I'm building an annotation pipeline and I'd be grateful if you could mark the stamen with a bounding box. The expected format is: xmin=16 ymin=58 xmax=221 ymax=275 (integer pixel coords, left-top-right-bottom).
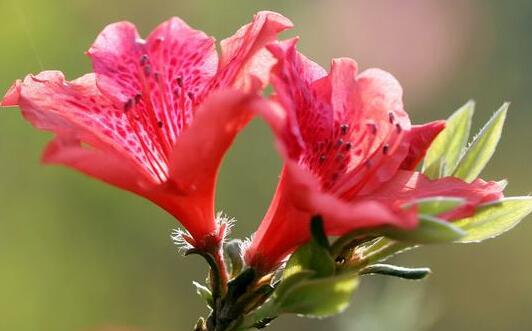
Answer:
xmin=157 ymin=121 xmax=163 ymax=128
xmin=187 ymin=92 xmax=195 ymax=101
xmin=383 ymin=144 xmax=389 ymax=155
xmin=336 ymin=139 xmax=344 ymax=147
xmin=176 ymin=77 xmax=183 ymax=87
xmin=319 ymin=154 xmax=326 ymax=163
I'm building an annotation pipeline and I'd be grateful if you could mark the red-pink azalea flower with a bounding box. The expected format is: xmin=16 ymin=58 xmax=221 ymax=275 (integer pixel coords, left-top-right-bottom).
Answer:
xmin=1 ymin=12 xmax=292 ymax=250
xmin=245 ymin=39 xmax=503 ymax=272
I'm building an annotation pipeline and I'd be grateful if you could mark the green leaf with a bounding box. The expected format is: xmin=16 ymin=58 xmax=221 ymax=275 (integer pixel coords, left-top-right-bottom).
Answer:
xmin=405 ymin=197 xmax=466 ymax=216
xmin=360 ymin=264 xmax=431 ymax=280
xmin=192 ymin=281 xmax=213 ymax=307
xmin=386 ymin=215 xmax=466 ymax=243
xmin=423 ymin=101 xmax=475 ymax=178
xmin=454 ymin=197 xmax=532 ymax=243
xmin=276 ymin=273 xmax=359 ymax=318
xmin=452 ymin=103 xmax=509 ymax=182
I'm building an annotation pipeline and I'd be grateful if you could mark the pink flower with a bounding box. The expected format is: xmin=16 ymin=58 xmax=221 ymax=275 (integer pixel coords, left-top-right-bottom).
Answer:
xmin=1 ymin=12 xmax=292 ymax=250
xmin=245 ymin=39 xmax=503 ymax=272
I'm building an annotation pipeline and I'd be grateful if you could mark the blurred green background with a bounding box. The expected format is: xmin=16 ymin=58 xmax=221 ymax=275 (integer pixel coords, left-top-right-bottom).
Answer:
xmin=0 ymin=1 xmax=531 ymax=330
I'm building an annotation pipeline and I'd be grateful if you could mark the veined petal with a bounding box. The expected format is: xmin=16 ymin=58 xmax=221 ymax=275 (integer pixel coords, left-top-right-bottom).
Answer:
xmin=214 ymin=11 xmax=293 ymax=91
xmin=88 ymin=18 xmax=218 ymax=144
xmin=9 ymin=71 xmax=160 ymax=182
xmin=364 ymin=170 xmax=504 ymax=219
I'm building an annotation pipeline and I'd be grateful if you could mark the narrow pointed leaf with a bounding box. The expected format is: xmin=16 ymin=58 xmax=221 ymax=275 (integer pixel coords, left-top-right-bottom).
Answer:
xmin=386 ymin=215 xmax=466 ymax=243
xmin=423 ymin=101 xmax=475 ymax=178
xmin=192 ymin=281 xmax=213 ymax=307
xmin=452 ymin=103 xmax=508 ymax=182
xmin=277 ymin=273 xmax=359 ymax=318
xmin=454 ymin=197 xmax=532 ymax=242
xmin=405 ymin=197 xmax=466 ymax=216
xmin=360 ymin=264 xmax=431 ymax=280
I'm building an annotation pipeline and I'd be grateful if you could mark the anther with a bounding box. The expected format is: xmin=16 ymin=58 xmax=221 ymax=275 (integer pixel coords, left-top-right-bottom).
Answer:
xmin=187 ymin=92 xmax=195 ymax=100
xmin=336 ymin=153 xmax=344 ymax=162
xmin=140 ymin=54 xmax=149 ymax=66
xmin=388 ymin=112 xmax=395 ymax=123
xmin=176 ymin=77 xmax=183 ymax=87
xmin=123 ymin=99 xmax=133 ymax=112
xmin=319 ymin=154 xmax=326 ymax=163
xmin=365 ymin=160 xmax=372 ymax=168
xmin=340 ymin=123 xmax=349 ymax=135
xmin=344 ymin=142 xmax=352 ymax=151
xmin=157 ymin=121 xmax=163 ymax=128
xmin=336 ymin=139 xmax=344 ymax=147
xmin=134 ymin=94 xmax=142 ymax=104
xmin=396 ymin=123 xmax=402 ymax=133
xmin=383 ymin=144 xmax=389 ymax=155
xmin=367 ymin=123 xmax=377 ymax=134
xmin=154 ymin=72 xmax=160 ymax=81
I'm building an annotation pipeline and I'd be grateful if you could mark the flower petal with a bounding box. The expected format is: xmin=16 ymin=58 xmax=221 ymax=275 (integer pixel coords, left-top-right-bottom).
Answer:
xmin=400 ymin=120 xmax=446 ymax=170
xmin=364 ymin=170 xmax=504 ymax=219
xmin=43 ymin=136 xmax=148 ymax=194
xmin=246 ymin=160 xmax=416 ymax=272
xmin=8 ymin=71 xmax=161 ymax=182
xmin=214 ymin=11 xmax=293 ymax=91
xmin=88 ymin=19 xmax=218 ymax=142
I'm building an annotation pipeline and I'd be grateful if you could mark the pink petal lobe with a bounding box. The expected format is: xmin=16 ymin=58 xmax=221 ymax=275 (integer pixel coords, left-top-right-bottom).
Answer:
xmin=13 ymin=71 xmax=161 ymax=182
xmin=400 ymin=120 xmax=446 ymax=170
xmin=43 ymin=136 xmax=147 ymax=194
xmin=215 ymin=11 xmax=293 ymax=91
xmin=364 ymin=170 xmax=504 ymax=219
xmin=1 ymin=80 xmax=22 ymax=106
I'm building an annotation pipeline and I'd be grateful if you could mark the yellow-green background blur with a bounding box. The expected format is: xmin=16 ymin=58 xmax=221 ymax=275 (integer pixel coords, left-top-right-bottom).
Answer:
xmin=1 ymin=1 xmax=531 ymax=330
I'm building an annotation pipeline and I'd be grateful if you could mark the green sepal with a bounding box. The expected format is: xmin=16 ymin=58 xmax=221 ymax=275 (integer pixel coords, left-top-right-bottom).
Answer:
xmin=405 ymin=197 xmax=466 ymax=216
xmin=275 ymin=270 xmax=315 ymax=302
xmin=386 ymin=214 xmax=466 ymax=243
xmin=454 ymin=197 xmax=532 ymax=243
xmin=423 ymin=101 xmax=475 ymax=178
xmin=193 ymin=281 xmax=214 ymax=308
xmin=452 ymin=103 xmax=508 ymax=182
xmin=282 ymin=216 xmax=335 ymax=280
xmin=276 ymin=272 xmax=359 ymax=318
xmin=282 ymin=241 xmax=335 ymax=280
xmin=360 ymin=264 xmax=431 ymax=280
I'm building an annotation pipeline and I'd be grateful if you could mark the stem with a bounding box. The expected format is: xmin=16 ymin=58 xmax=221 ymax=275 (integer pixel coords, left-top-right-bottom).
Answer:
xmin=213 ymin=248 xmax=229 ymax=294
